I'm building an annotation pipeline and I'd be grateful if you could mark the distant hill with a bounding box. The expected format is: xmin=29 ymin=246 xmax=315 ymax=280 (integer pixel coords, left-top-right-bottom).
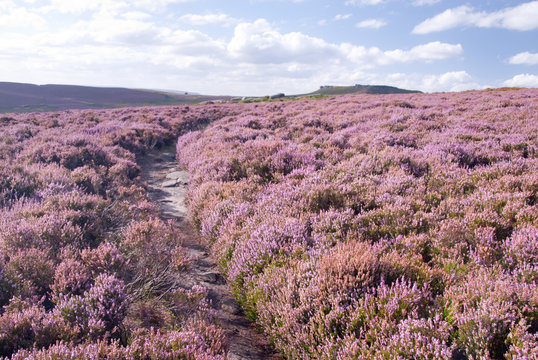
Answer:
xmin=0 ymin=82 xmax=230 ymax=113
xmin=304 ymin=84 xmax=421 ymax=96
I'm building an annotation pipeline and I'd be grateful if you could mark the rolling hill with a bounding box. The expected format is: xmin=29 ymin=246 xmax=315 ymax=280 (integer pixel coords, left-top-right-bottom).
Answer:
xmin=0 ymin=82 xmax=422 ymax=113
xmin=0 ymin=82 xmax=230 ymax=113
xmin=304 ymin=84 xmax=421 ymax=96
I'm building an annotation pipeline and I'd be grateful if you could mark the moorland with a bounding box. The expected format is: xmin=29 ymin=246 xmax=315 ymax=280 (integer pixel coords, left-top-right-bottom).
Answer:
xmin=0 ymin=88 xmax=536 ymax=359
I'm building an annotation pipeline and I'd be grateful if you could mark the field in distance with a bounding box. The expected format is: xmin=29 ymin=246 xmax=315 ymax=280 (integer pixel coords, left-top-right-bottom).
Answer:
xmin=0 ymin=82 xmax=232 ymax=113
xmin=0 ymin=82 xmax=424 ymax=113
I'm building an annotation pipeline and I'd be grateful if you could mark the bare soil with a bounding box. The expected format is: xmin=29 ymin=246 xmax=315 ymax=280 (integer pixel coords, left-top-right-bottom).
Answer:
xmin=139 ymin=147 xmax=282 ymax=360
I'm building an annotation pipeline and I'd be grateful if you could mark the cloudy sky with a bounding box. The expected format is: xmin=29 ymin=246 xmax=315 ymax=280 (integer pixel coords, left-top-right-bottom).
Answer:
xmin=1 ymin=0 xmax=537 ymax=95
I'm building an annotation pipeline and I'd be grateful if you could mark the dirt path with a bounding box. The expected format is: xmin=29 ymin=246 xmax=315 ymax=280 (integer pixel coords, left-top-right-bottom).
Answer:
xmin=139 ymin=147 xmax=282 ymax=360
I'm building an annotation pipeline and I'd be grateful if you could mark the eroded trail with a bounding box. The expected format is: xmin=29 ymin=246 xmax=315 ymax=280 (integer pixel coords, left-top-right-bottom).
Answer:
xmin=139 ymin=147 xmax=282 ymax=360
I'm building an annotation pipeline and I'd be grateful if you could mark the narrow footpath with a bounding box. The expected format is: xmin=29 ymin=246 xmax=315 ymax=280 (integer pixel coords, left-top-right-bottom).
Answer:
xmin=139 ymin=147 xmax=282 ymax=360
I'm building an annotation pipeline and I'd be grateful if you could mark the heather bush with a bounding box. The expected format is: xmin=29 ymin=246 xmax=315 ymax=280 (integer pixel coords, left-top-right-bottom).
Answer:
xmin=227 ymin=214 xmax=310 ymax=295
xmin=55 ymin=274 xmax=128 ymax=341
xmin=120 ymin=217 xmax=188 ymax=299
xmin=0 ymin=104 xmax=233 ymax=358
xmin=21 ymin=138 xmax=110 ymax=170
xmin=0 ymin=213 xmax=84 ymax=257
xmin=316 ymin=241 xmax=396 ymax=296
xmin=0 ymin=262 xmax=14 ymax=308
xmin=70 ymin=165 xmax=106 ymax=195
xmin=503 ymin=226 xmax=538 ymax=270
xmin=0 ymin=165 xmax=37 ymax=205
xmin=2 ymin=89 xmax=537 ymax=358
xmin=0 ymin=299 xmax=70 ymax=357
xmin=175 ymin=89 xmax=538 ymax=359
xmin=0 ymin=190 xmax=107 ymax=257
xmin=4 ymin=248 xmax=55 ymax=299
xmin=10 ymin=328 xmax=227 ymax=360
xmin=80 ymin=241 xmax=125 ymax=277
xmin=353 ymin=316 xmax=453 ymax=360
xmin=125 ymin=327 xmax=226 ymax=360
xmin=505 ymin=320 xmax=538 ymax=360
xmin=443 ymin=267 xmax=538 ymax=359
xmin=124 ymin=297 xmax=176 ymax=330
xmin=251 ymin=257 xmax=433 ymax=359
xmin=9 ymin=340 xmax=122 ymax=360
xmin=51 ymin=257 xmax=92 ymax=297
xmin=10 ymin=284 xmax=227 ymax=359
xmin=121 ymin=217 xmax=183 ymax=269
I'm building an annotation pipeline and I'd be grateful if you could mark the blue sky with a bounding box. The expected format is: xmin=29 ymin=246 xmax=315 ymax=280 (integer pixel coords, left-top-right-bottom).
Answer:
xmin=1 ymin=0 xmax=537 ymax=95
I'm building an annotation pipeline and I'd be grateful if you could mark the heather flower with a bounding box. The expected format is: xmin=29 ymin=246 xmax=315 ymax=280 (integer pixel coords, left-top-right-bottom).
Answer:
xmin=172 ymin=89 xmax=537 ymax=358
xmin=444 ymin=267 xmax=538 ymax=359
xmin=55 ymin=274 xmax=128 ymax=340
xmin=4 ymin=248 xmax=55 ymax=299
xmin=317 ymin=240 xmax=392 ymax=297
xmin=505 ymin=320 xmax=538 ymax=360
xmin=0 ymin=298 xmax=70 ymax=357
xmin=2 ymin=87 xmax=537 ymax=358
xmin=503 ymin=226 xmax=538 ymax=270
xmin=80 ymin=241 xmax=125 ymax=277
xmin=51 ymin=258 xmax=92 ymax=296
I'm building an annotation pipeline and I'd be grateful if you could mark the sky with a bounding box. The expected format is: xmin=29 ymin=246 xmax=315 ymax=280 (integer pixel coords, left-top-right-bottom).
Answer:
xmin=1 ymin=0 xmax=537 ymax=96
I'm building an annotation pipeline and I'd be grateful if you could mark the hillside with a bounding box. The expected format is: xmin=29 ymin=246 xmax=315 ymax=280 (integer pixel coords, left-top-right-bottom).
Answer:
xmin=0 ymin=89 xmax=536 ymax=359
xmin=0 ymin=82 xmax=424 ymax=113
xmin=304 ymin=84 xmax=421 ymax=96
xmin=174 ymin=89 xmax=537 ymax=359
xmin=0 ymin=82 xmax=230 ymax=113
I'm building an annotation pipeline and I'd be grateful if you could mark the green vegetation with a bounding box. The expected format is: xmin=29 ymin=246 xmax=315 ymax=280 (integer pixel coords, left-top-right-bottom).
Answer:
xmin=305 ymin=84 xmax=421 ymax=96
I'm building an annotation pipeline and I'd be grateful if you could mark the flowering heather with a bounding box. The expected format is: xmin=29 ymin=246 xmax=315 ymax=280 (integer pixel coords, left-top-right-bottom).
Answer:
xmin=0 ymin=105 xmax=231 ymax=358
xmin=1 ymin=90 xmax=536 ymax=359
xmin=176 ymin=89 xmax=538 ymax=359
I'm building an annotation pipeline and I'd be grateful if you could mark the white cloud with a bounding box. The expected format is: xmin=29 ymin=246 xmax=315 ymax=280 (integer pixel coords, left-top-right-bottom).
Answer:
xmin=413 ymin=6 xmax=478 ymax=34
xmin=39 ymin=0 xmax=192 ymax=14
xmin=419 ymin=72 xmax=480 ymax=91
xmin=420 ymin=71 xmax=479 ymax=92
xmin=179 ymin=13 xmax=239 ymax=27
xmin=334 ymin=14 xmax=352 ymax=21
xmin=397 ymin=41 xmax=462 ymax=61
xmin=0 ymin=2 xmax=469 ymax=97
xmin=509 ymin=52 xmax=538 ymax=65
xmin=413 ymin=1 xmax=538 ymax=34
xmin=412 ymin=0 xmax=440 ymax=6
xmin=0 ymin=4 xmax=46 ymax=28
xmin=331 ymin=71 xmax=483 ymax=93
xmin=228 ymin=19 xmax=340 ymax=64
xmin=33 ymin=10 xmax=226 ymax=55
xmin=356 ymin=19 xmax=386 ymax=29
xmin=165 ymin=29 xmax=227 ymax=56
xmin=43 ymin=0 xmax=119 ymax=14
xmin=68 ymin=15 xmax=162 ymax=45
xmin=345 ymin=41 xmax=462 ymax=67
xmin=503 ymin=74 xmax=538 ymax=87
xmin=345 ymin=0 xmax=384 ymax=6
xmin=121 ymin=11 xmax=152 ymax=21
xmin=228 ymin=20 xmax=461 ymax=66
xmin=131 ymin=0 xmax=193 ymax=11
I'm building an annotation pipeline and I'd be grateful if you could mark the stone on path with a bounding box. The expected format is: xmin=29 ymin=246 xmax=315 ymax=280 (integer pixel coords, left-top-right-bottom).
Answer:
xmin=162 ymin=179 xmax=178 ymax=187
xmin=201 ymin=272 xmax=225 ymax=284
xmin=166 ymin=170 xmax=189 ymax=184
xmin=221 ymin=298 xmax=242 ymax=315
